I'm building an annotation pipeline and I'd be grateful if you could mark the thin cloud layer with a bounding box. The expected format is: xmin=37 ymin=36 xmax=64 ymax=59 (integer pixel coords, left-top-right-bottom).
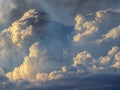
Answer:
xmin=0 ymin=0 xmax=16 ymax=24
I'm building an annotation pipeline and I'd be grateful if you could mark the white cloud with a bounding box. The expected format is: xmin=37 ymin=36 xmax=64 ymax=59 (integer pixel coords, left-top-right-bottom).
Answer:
xmin=6 ymin=42 xmax=47 ymax=81
xmin=104 ymin=25 xmax=120 ymax=39
xmin=61 ymin=66 xmax=68 ymax=73
xmin=112 ymin=62 xmax=120 ymax=69
xmin=6 ymin=9 xmax=41 ymax=46
xmin=74 ymin=14 xmax=85 ymax=31
xmin=73 ymin=10 xmax=120 ymax=45
xmin=99 ymin=46 xmax=119 ymax=66
xmin=73 ymin=14 xmax=98 ymax=42
xmin=97 ymin=25 xmax=120 ymax=43
xmin=72 ymin=51 xmax=93 ymax=67
xmin=69 ymin=46 xmax=120 ymax=74
xmin=36 ymin=73 xmax=48 ymax=81
xmin=48 ymin=71 xmax=63 ymax=80
xmin=114 ymin=52 xmax=120 ymax=61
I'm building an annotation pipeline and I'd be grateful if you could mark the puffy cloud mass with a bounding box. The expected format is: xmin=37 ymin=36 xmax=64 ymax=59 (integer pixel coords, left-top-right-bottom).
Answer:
xmin=0 ymin=0 xmax=120 ymax=90
xmin=6 ymin=42 xmax=48 ymax=81
xmin=73 ymin=14 xmax=98 ymax=42
xmin=4 ymin=9 xmax=49 ymax=47
xmin=101 ymin=25 xmax=120 ymax=42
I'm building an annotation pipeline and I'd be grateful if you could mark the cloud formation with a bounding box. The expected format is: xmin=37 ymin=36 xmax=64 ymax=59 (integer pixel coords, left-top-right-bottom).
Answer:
xmin=0 ymin=0 xmax=16 ymax=24
xmin=0 ymin=0 xmax=120 ymax=90
xmin=6 ymin=42 xmax=48 ymax=81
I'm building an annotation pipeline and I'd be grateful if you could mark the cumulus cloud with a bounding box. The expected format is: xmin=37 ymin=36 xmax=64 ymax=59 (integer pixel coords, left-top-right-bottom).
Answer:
xmin=64 ymin=46 xmax=120 ymax=74
xmin=7 ymin=45 xmax=120 ymax=82
xmin=6 ymin=41 xmax=64 ymax=82
xmin=73 ymin=14 xmax=98 ymax=42
xmin=6 ymin=41 xmax=67 ymax=82
xmin=0 ymin=9 xmax=50 ymax=74
xmin=6 ymin=42 xmax=48 ymax=81
xmin=0 ymin=8 xmax=72 ymax=82
xmin=99 ymin=46 xmax=119 ymax=65
xmin=4 ymin=5 xmax=120 ymax=84
xmin=114 ymin=52 xmax=120 ymax=61
xmin=98 ymin=25 xmax=120 ymax=43
xmin=0 ymin=0 xmax=120 ymax=90
xmin=74 ymin=9 xmax=120 ymax=43
xmin=72 ymin=51 xmax=93 ymax=67
xmin=4 ymin=9 xmax=49 ymax=47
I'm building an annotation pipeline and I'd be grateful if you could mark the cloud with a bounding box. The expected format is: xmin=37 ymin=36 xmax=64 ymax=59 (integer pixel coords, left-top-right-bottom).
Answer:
xmin=0 ymin=67 xmax=5 ymax=76
xmin=0 ymin=8 xmax=73 ymax=78
xmin=6 ymin=41 xmax=64 ymax=82
xmin=99 ymin=46 xmax=119 ymax=66
xmin=0 ymin=32 xmax=25 ymax=72
xmin=7 ymin=45 xmax=120 ymax=82
xmin=114 ymin=52 xmax=120 ymax=61
xmin=98 ymin=25 xmax=120 ymax=43
xmin=4 ymin=9 xmax=49 ymax=47
xmin=1 ymin=0 xmax=119 ymax=29
xmin=32 ymin=0 xmax=120 ymax=25
xmin=0 ymin=1 xmax=120 ymax=90
xmin=4 ymin=7 xmax=120 ymax=84
xmin=0 ymin=0 xmax=16 ymax=24
xmin=0 ymin=9 xmax=50 ymax=73
xmin=20 ymin=74 xmax=120 ymax=90
xmin=6 ymin=42 xmax=48 ymax=81
xmin=72 ymin=51 xmax=93 ymax=67
xmin=6 ymin=42 xmax=66 ymax=82
xmin=74 ymin=9 xmax=120 ymax=43
xmin=66 ymin=46 xmax=120 ymax=74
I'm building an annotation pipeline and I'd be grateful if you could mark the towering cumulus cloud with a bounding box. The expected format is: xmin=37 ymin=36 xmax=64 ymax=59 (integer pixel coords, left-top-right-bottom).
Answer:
xmin=6 ymin=42 xmax=47 ymax=81
xmin=0 ymin=0 xmax=120 ymax=90
xmin=5 ymin=9 xmax=49 ymax=47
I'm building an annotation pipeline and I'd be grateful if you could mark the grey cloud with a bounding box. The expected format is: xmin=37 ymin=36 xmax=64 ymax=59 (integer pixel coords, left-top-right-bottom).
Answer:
xmin=1 ymin=0 xmax=120 ymax=30
xmin=20 ymin=74 xmax=120 ymax=90
xmin=31 ymin=0 xmax=120 ymax=25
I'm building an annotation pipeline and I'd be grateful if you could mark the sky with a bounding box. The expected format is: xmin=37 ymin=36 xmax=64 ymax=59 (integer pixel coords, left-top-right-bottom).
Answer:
xmin=0 ymin=0 xmax=120 ymax=90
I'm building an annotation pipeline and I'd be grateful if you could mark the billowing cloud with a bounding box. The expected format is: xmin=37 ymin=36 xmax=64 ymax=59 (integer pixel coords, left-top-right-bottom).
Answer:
xmin=73 ymin=14 xmax=98 ymax=42
xmin=0 ymin=0 xmax=120 ymax=90
xmin=4 ymin=9 xmax=49 ymax=47
xmin=98 ymin=25 xmax=120 ymax=43
xmin=6 ymin=42 xmax=48 ymax=81
xmin=0 ymin=9 xmax=50 ymax=72
xmin=72 ymin=51 xmax=93 ymax=67
xmin=74 ymin=9 xmax=120 ymax=43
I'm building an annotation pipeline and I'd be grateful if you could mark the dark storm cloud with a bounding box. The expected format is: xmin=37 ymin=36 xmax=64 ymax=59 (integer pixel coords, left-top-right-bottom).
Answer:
xmin=1 ymin=74 xmax=120 ymax=90
xmin=20 ymin=74 xmax=120 ymax=90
